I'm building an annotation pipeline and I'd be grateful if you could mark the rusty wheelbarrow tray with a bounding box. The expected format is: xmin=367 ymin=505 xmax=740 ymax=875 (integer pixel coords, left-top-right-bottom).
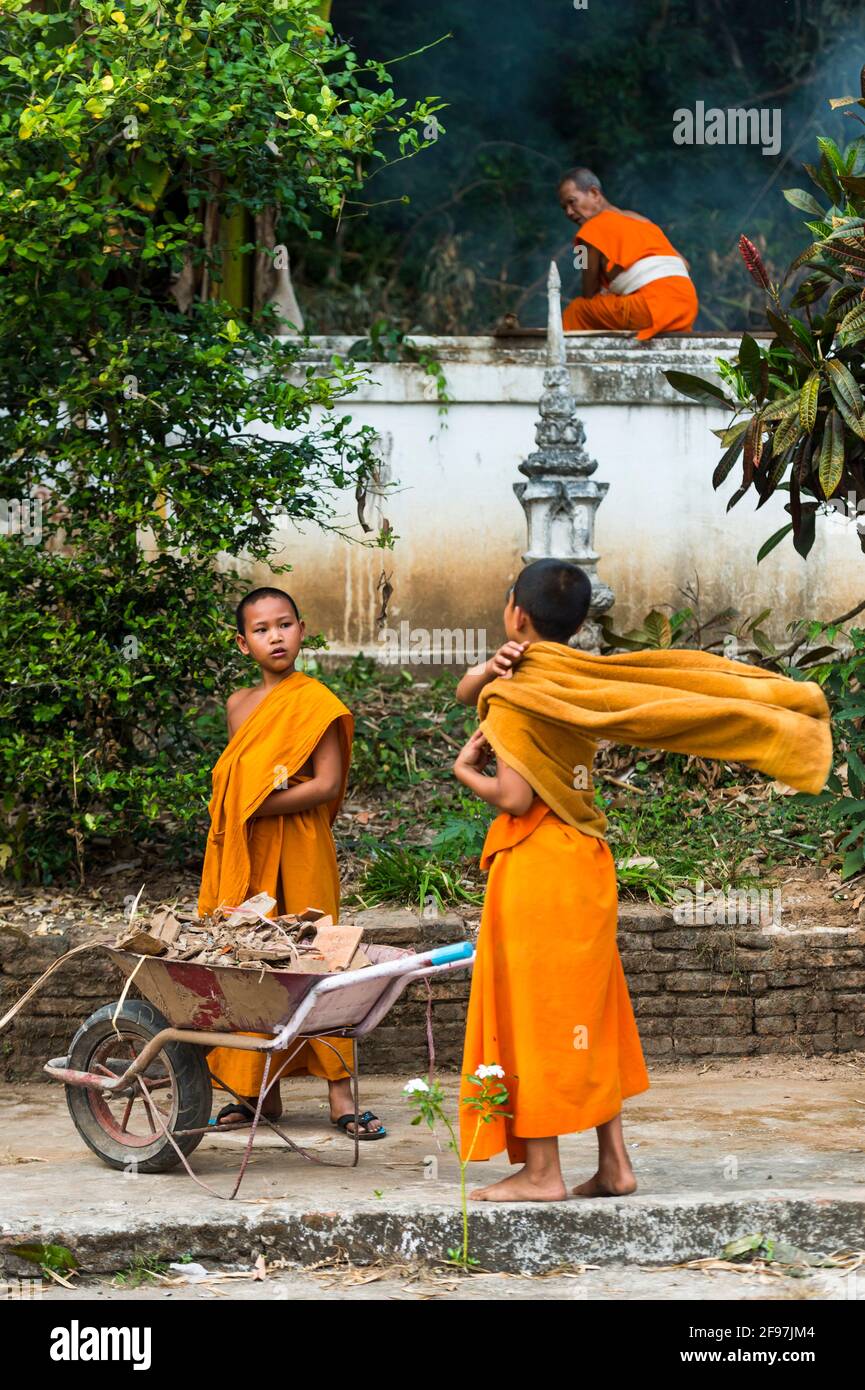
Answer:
xmin=44 ymin=940 xmax=474 ymax=1199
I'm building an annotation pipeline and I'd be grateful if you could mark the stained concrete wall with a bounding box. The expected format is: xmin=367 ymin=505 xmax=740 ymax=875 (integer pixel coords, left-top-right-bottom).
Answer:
xmin=239 ymin=333 xmax=860 ymax=659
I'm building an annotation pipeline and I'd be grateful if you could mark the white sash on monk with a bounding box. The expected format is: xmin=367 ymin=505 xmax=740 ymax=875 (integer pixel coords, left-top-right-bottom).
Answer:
xmin=607 ymin=255 xmax=690 ymax=296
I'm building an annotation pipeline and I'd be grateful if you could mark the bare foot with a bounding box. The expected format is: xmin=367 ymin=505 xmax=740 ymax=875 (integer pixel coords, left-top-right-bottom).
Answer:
xmin=469 ymin=1168 xmax=567 ymax=1203
xmin=571 ymin=1167 xmax=637 ymax=1198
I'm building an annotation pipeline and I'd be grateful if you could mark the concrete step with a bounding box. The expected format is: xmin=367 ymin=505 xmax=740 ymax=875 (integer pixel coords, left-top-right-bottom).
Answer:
xmin=2 ymin=1067 xmax=864 ymax=1277
xmin=4 ymin=1184 xmax=862 ymax=1278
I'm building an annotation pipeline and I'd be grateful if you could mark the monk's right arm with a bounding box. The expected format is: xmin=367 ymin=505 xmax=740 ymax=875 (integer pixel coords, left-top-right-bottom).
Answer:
xmin=455 ymin=641 xmax=528 ymax=705
xmin=251 ymin=723 xmax=342 ymax=818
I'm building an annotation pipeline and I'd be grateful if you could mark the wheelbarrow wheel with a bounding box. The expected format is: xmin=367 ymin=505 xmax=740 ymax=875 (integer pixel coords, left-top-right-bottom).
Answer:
xmin=65 ymin=999 xmax=212 ymax=1174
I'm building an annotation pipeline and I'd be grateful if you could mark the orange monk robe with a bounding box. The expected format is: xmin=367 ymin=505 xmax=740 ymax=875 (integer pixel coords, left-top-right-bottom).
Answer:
xmin=459 ymin=644 xmax=832 ymax=1163
xmin=563 ymin=208 xmax=698 ymax=340
xmin=198 ymin=671 xmax=354 ymax=1096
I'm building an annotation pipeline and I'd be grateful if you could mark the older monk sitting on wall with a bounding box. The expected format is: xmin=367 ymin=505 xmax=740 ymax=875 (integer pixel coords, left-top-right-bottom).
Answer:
xmin=559 ymin=167 xmax=698 ymax=340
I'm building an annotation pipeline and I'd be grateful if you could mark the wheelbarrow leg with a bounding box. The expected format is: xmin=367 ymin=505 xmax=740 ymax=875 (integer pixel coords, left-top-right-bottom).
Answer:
xmin=219 ymin=1034 xmax=362 ymax=1171
xmin=229 ymin=1052 xmax=272 ymax=1201
xmin=134 ymin=1034 xmax=366 ymax=1197
xmin=351 ymin=1040 xmax=360 ymax=1168
xmin=302 ymin=1034 xmax=360 ymax=1168
xmin=225 ymin=1033 xmax=363 ymax=1196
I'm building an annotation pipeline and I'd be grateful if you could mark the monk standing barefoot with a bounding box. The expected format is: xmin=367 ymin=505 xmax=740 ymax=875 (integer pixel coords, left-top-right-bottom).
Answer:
xmin=453 ymin=561 xmax=831 ymax=1204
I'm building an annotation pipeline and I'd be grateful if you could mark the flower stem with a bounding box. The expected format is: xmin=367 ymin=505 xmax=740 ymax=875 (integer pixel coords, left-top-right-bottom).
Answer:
xmin=456 ymin=1116 xmax=484 ymax=1267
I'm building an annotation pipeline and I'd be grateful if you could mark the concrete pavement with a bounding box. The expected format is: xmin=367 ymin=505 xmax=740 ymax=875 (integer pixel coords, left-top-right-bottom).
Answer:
xmin=1 ymin=1058 xmax=864 ymax=1281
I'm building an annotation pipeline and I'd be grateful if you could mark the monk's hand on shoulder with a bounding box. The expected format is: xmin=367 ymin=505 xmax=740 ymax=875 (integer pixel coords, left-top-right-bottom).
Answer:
xmin=487 ymin=641 xmax=528 ymax=680
xmin=454 ymin=728 xmax=492 ymax=772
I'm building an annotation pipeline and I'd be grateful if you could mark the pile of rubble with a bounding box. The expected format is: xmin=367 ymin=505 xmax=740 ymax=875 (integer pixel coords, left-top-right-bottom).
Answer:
xmin=113 ymin=893 xmax=369 ymax=974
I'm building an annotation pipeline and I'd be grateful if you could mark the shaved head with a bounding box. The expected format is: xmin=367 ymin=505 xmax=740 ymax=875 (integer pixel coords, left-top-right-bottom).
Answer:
xmin=558 ymin=166 xmax=603 ymax=194
xmin=236 ymin=586 xmax=300 ymax=634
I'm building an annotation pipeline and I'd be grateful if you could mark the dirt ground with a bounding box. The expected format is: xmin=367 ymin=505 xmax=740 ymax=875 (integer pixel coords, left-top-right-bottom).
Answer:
xmin=27 ymin=1260 xmax=862 ymax=1302
xmin=1 ymin=857 xmax=862 ymax=955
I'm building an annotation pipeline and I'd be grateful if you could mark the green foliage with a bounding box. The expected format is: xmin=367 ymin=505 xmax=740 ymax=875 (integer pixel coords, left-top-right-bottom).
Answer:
xmin=428 ymin=794 xmax=491 ymax=860
xmin=112 ymin=1254 xmax=170 ymax=1288
xmin=314 ymin=654 xmax=476 ymax=790
xmin=346 ymin=318 xmax=451 ymax=411
xmin=357 ymin=841 xmax=483 ymax=911
xmin=315 ymin=656 xmax=488 ymax=907
xmin=666 ymin=82 xmax=865 ymax=562
xmin=0 ymin=1 xmax=436 ymax=879
xmin=605 ymin=753 xmax=833 ymax=899
xmin=601 ymin=602 xmax=785 ymax=661
xmin=793 ymin=627 xmax=865 ymax=878
xmin=720 ymin=1233 xmax=843 ymax=1271
xmin=10 ymin=1242 xmax=77 ymax=1276
xmin=603 ymin=606 xmax=708 ymax=651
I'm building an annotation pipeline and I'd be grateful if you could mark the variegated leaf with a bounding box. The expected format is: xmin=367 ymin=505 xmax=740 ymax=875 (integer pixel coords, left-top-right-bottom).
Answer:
xmin=827 ymin=283 xmax=861 ymax=316
xmin=818 ymin=408 xmax=845 ymax=497
xmin=799 ymin=373 xmax=820 ymax=433
xmin=643 ymin=611 xmax=673 ymax=649
xmin=772 ymin=409 xmax=801 ymax=456
xmin=838 ymin=300 xmax=865 ymax=345
xmin=743 ymin=415 xmax=762 ymax=487
xmin=826 ymin=358 xmax=864 ymax=416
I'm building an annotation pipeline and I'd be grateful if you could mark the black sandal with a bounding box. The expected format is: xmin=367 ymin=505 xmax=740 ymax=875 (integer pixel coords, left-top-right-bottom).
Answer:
xmin=331 ymin=1110 xmax=387 ymax=1140
xmin=211 ymin=1102 xmax=254 ymax=1129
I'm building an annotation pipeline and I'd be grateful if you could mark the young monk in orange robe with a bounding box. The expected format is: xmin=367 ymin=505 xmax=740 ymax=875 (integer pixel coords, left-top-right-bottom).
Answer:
xmin=198 ymin=586 xmax=385 ymax=1138
xmin=454 ymin=561 xmax=831 ymax=1203
xmin=558 ymin=167 xmax=698 ymax=339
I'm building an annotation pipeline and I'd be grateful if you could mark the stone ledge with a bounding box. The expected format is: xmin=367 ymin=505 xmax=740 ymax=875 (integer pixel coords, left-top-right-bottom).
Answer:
xmin=290 ymin=334 xmax=739 ymax=406
xmin=3 ymin=1192 xmax=863 ymax=1277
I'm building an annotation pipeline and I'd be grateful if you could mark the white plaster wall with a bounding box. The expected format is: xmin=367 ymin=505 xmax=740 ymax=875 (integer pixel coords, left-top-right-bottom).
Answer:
xmin=239 ymin=335 xmax=860 ymax=658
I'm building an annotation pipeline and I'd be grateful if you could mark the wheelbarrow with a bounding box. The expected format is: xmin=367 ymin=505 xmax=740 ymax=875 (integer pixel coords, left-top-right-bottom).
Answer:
xmin=44 ymin=940 xmax=474 ymax=1198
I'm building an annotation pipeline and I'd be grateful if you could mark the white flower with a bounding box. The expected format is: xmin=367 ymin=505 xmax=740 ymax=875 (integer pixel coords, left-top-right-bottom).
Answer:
xmin=475 ymin=1063 xmax=505 ymax=1079
xmin=403 ymin=1078 xmax=430 ymax=1094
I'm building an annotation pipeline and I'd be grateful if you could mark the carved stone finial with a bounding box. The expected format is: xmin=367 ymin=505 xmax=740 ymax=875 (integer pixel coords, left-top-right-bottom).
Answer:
xmin=512 ymin=263 xmax=614 ymax=652
xmin=546 ymin=260 xmax=566 ymax=368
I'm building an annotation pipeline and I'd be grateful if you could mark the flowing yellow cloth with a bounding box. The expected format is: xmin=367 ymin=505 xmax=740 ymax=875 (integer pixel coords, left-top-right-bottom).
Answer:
xmin=459 ymin=643 xmax=832 ymax=1161
xmin=199 ymin=671 xmax=355 ymax=1095
xmin=477 ymin=643 xmax=832 ymax=838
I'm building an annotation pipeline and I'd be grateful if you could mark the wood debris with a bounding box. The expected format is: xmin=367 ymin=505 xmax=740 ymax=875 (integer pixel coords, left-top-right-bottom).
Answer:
xmin=113 ymin=896 xmax=371 ymax=974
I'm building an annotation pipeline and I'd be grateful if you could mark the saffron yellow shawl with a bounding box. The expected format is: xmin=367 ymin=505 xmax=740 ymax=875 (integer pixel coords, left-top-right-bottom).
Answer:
xmin=199 ymin=672 xmax=353 ymax=913
xmin=478 ymin=642 xmax=832 ymax=838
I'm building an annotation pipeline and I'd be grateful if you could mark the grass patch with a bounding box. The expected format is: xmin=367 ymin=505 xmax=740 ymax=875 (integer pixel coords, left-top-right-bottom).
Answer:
xmin=111 ymin=1254 xmax=170 ymax=1289
xmin=604 ymin=756 xmax=835 ymax=901
xmin=354 ymin=843 xmax=483 ymax=911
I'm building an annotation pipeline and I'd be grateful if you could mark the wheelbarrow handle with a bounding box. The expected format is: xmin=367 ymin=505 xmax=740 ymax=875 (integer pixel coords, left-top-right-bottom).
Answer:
xmin=269 ymin=941 xmax=475 ymax=1048
xmin=310 ymin=940 xmax=475 ymax=995
xmin=428 ymin=941 xmax=474 ymax=965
